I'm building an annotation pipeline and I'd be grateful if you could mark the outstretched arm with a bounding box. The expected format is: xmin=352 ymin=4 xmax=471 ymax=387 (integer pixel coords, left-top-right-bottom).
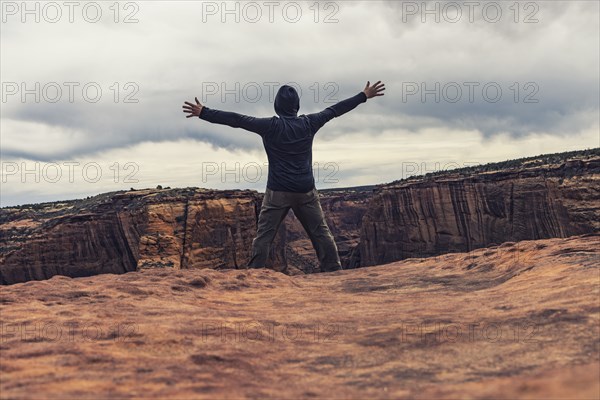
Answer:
xmin=307 ymin=80 xmax=385 ymax=134
xmin=183 ymin=97 xmax=272 ymax=136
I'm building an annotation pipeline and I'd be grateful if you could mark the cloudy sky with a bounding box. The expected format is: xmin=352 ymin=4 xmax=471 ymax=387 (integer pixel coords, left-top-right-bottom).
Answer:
xmin=1 ymin=0 xmax=598 ymax=206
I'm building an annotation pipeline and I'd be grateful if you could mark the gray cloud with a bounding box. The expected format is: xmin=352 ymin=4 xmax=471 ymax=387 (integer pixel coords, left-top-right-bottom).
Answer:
xmin=1 ymin=1 xmax=598 ymax=163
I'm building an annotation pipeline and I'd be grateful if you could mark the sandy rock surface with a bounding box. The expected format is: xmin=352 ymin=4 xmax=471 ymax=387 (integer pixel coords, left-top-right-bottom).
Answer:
xmin=1 ymin=234 xmax=599 ymax=399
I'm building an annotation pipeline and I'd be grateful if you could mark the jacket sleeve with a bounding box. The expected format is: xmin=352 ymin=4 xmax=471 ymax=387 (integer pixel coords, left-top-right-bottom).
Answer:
xmin=199 ymin=107 xmax=273 ymax=136
xmin=306 ymin=92 xmax=368 ymax=135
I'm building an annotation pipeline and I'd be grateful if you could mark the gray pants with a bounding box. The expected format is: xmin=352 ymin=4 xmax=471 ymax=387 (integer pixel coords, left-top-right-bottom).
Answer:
xmin=248 ymin=187 xmax=342 ymax=272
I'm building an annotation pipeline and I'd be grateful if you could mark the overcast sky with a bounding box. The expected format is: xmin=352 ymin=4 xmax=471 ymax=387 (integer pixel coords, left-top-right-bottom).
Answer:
xmin=1 ymin=0 xmax=599 ymax=206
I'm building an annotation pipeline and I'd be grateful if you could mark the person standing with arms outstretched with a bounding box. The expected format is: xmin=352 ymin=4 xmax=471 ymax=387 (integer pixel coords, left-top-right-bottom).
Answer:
xmin=183 ymin=81 xmax=385 ymax=272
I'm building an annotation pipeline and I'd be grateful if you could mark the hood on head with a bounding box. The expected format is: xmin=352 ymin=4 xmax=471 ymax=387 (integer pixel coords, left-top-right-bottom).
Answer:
xmin=274 ymin=85 xmax=299 ymax=117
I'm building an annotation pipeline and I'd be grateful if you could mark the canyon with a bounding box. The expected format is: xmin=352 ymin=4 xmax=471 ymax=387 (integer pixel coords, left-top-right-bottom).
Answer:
xmin=1 ymin=149 xmax=599 ymax=398
xmin=1 ymin=149 xmax=598 ymax=284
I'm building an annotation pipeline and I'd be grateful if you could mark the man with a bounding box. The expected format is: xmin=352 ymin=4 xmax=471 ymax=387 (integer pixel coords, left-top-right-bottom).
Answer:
xmin=183 ymin=80 xmax=385 ymax=272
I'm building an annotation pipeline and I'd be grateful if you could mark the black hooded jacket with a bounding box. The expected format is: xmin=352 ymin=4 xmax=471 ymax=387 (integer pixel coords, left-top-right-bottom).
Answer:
xmin=199 ymin=85 xmax=367 ymax=192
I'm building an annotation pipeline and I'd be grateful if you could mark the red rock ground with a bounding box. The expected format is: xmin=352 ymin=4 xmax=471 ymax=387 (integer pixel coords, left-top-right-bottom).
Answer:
xmin=1 ymin=234 xmax=599 ymax=399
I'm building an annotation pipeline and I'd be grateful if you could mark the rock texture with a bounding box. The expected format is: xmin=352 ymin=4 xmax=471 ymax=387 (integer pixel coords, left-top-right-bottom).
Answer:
xmin=1 ymin=234 xmax=598 ymax=399
xmin=0 ymin=188 xmax=371 ymax=284
xmin=0 ymin=189 xmax=284 ymax=284
xmin=357 ymin=156 xmax=600 ymax=267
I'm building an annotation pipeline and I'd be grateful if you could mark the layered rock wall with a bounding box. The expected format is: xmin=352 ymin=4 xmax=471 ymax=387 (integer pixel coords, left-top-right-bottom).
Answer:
xmin=356 ymin=158 xmax=600 ymax=266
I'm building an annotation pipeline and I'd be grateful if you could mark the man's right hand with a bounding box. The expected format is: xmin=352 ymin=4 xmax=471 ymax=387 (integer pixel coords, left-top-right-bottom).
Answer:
xmin=182 ymin=97 xmax=204 ymax=118
xmin=363 ymin=81 xmax=386 ymax=99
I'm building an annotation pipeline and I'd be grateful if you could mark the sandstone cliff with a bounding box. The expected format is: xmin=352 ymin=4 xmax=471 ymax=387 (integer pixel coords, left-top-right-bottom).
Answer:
xmin=0 ymin=189 xmax=280 ymax=284
xmin=356 ymin=156 xmax=600 ymax=266
xmin=1 ymin=149 xmax=598 ymax=284
xmin=0 ymin=187 xmax=368 ymax=284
